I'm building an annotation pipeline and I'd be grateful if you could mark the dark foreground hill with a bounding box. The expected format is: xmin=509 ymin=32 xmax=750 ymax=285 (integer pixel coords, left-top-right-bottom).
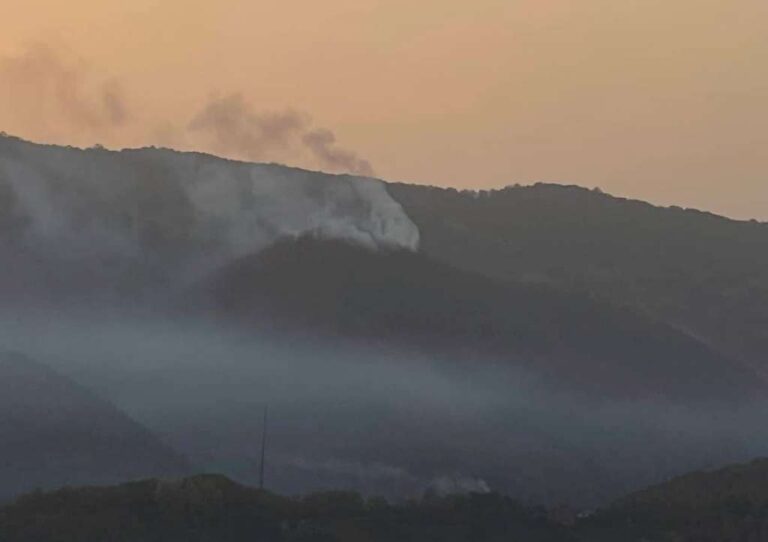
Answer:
xmin=9 ymin=457 xmax=768 ymax=542
xmin=580 ymin=458 xmax=768 ymax=541
xmin=0 ymin=351 xmax=189 ymax=500
xmin=195 ymin=236 xmax=759 ymax=403
xmin=0 ymin=474 xmax=574 ymax=542
xmin=389 ymin=182 xmax=768 ymax=378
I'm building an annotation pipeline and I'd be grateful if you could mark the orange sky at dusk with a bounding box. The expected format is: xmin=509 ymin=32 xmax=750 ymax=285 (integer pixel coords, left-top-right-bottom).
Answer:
xmin=1 ymin=0 xmax=766 ymax=218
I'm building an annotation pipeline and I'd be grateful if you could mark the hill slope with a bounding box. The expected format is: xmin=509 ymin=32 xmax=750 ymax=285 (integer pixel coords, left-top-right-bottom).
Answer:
xmin=581 ymin=458 xmax=768 ymax=541
xmin=195 ymin=236 xmax=759 ymax=403
xmin=388 ymin=182 xmax=768 ymax=377
xmin=0 ymin=474 xmax=573 ymax=542
xmin=0 ymin=351 xmax=189 ymax=500
xmin=7 ymin=460 xmax=768 ymax=542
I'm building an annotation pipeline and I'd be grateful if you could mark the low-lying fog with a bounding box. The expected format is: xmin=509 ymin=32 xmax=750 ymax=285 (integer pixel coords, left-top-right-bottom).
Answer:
xmin=2 ymin=307 xmax=767 ymax=506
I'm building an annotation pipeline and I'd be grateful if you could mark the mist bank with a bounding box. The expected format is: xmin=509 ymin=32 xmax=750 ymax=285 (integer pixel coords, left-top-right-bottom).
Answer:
xmin=2 ymin=308 xmax=767 ymax=506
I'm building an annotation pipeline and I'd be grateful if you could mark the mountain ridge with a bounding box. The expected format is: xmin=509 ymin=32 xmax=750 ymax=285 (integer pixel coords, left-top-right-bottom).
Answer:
xmin=388 ymin=181 xmax=768 ymax=379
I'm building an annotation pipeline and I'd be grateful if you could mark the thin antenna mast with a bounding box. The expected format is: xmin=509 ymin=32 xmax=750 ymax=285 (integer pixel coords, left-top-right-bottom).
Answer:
xmin=259 ymin=404 xmax=268 ymax=490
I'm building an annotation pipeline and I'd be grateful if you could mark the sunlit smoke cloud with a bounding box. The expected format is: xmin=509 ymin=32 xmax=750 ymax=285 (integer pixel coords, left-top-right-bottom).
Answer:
xmin=0 ymin=46 xmax=374 ymax=176
xmin=102 ymin=80 xmax=129 ymax=125
xmin=188 ymin=93 xmax=309 ymax=159
xmin=303 ymin=128 xmax=374 ymax=176
xmin=0 ymin=45 xmax=130 ymax=141
xmin=188 ymin=93 xmax=376 ymax=176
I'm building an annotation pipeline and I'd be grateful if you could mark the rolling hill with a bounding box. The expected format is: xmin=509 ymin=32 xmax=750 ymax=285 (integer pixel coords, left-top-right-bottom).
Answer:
xmin=581 ymin=457 xmax=768 ymax=541
xmin=194 ymin=236 xmax=760 ymax=403
xmin=389 ymin=182 xmax=768 ymax=380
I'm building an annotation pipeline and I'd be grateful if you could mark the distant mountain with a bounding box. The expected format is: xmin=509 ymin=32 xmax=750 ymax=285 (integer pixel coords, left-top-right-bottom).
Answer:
xmin=195 ymin=236 xmax=760 ymax=403
xmin=389 ymin=182 xmax=768 ymax=379
xmin=0 ymin=351 xmax=189 ymax=500
xmin=580 ymin=457 xmax=768 ymax=541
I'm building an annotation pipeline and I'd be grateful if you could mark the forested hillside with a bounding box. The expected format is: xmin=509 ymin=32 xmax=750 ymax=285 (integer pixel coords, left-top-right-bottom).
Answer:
xmin=581 ymin=458 xmax=768 ymax=541
xmin=0 ymin=475 xmax=572 ymax=542
xmin=196 ymin=236 xmax=760 ymax=402
xmin=390 ymin=182 xmax=768 ymax=376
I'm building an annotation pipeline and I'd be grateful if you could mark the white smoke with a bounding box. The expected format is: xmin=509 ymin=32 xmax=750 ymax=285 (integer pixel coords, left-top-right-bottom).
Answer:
xmin=0 ymin=135 xmax=419 ymax=288
xmin=182 ymin=157 xmax=418 ymax=258
xmin=427 ymin=476 xmax=492 ymax=496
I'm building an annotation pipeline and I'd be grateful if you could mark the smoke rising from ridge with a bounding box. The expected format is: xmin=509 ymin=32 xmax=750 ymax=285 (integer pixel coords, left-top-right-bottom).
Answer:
xmin=0 ymin=46 xmax=375 ymax=176
xmin=303 ymin=128 xmax=374 ymax=176
xmin=188 ymin=93 xmax=375 ymax=176
xmin=0 ymin=136 xmax=418 ymax=299
xmin=0 ymin=45 xmax=130 ymax=142
xmin=188 ymin=94 xmax=309 ymax=159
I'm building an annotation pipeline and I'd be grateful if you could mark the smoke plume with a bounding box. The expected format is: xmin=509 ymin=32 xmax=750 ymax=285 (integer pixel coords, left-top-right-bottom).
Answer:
xmin=0 ymin=45 xmax=130 ymax=141
xmin=303 ymin=128 xmax=374 ymax=176
xmin=188 ymin=93 xmax=375 ymax=176
xmin=0 ymin=47 xmax=373 ymax=176
xmin=188 ymin=93 xmax=308 ymax=159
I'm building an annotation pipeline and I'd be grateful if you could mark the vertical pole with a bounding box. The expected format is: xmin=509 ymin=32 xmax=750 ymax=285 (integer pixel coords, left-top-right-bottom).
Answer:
xmin=259 ymin=404 xmax=268 ymax=490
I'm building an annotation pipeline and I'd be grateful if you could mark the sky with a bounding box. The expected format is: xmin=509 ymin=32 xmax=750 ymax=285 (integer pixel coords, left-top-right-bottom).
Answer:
xmin=0 ymin=0 xmax=766 ymax=219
